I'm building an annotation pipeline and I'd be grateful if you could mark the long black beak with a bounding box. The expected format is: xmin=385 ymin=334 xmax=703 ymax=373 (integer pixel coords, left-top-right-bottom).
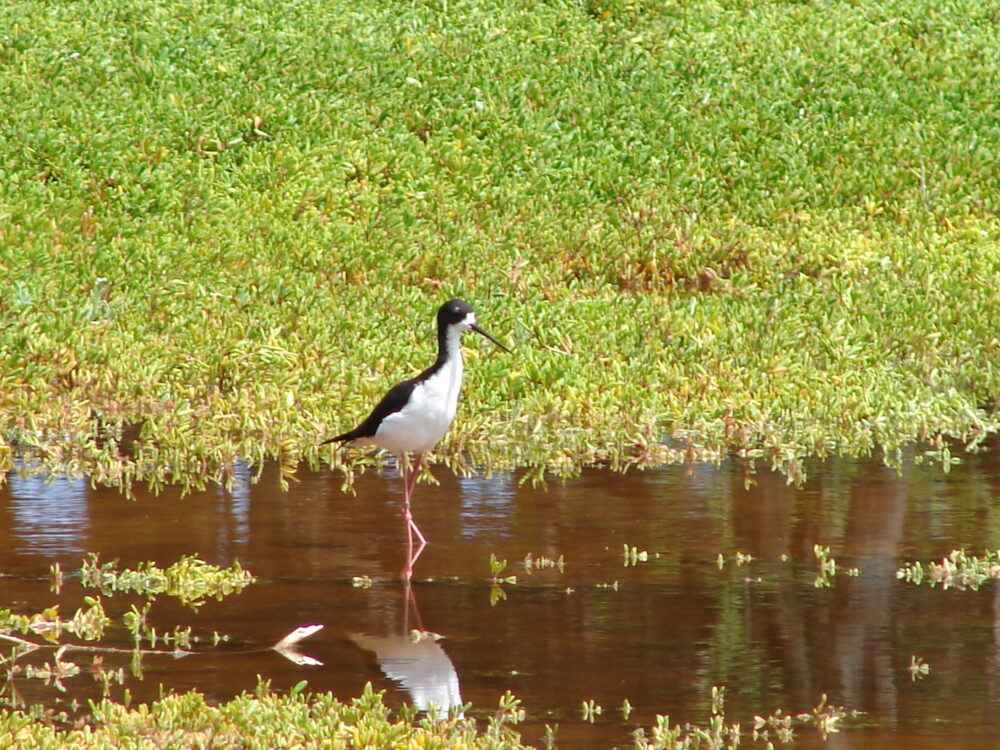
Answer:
xmin=471 ymin=323 xmax=511 ymax=353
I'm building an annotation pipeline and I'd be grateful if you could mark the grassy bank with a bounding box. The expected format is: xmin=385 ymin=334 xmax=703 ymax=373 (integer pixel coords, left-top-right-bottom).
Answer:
xmin=1 ymin=0 xmax=998 ymax=488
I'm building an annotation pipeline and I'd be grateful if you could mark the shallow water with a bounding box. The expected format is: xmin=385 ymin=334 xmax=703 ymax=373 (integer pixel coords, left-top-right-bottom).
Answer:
xmin=2 ymin=445 xmax=1000 ymax=749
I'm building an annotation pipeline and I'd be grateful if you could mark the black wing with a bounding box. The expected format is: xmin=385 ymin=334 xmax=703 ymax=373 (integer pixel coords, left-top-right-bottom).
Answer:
xmin=322 ymin=377 xmax=418 ymax=444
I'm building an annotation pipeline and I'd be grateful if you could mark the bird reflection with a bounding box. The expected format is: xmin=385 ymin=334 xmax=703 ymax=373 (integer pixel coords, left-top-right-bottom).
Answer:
xmin=350 ymin=583 xmax=462 ymax=714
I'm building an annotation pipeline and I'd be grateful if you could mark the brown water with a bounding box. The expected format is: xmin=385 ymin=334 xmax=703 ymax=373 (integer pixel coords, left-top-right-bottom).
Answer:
xmin=2 ymin=446 xmax=1000 ymax=749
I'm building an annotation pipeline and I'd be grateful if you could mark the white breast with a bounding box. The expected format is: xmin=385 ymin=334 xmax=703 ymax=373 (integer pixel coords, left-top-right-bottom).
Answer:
xmin=373 ymin=350 xmax=464 ymax=456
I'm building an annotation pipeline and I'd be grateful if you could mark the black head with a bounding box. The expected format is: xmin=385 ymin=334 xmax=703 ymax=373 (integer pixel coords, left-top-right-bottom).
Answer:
xmin=436 ymin=298 xmax=511 ymax=353
xmin=438 ymin=298 xmax=475 ymax=327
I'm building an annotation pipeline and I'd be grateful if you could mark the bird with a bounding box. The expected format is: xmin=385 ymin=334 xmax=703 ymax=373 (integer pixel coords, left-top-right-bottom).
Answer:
xmin=324 ymin=298 xmax=510 ymax=578
xmin=350 ymin=582 xmax=462 ymax=714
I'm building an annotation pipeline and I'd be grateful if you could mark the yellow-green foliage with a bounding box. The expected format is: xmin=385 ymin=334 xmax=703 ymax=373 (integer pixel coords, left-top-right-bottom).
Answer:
xmin=80 ymin=554 xmax=255 ymax=607
xmin=0 ymin=683 xmax=531 ymax=750
xmin=1 ymin=0 xmax=998 ymax=487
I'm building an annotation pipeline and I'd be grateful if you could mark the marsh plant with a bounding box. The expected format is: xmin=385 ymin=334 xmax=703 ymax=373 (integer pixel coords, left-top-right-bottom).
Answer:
xmin=1 ymin=555 xmax=265 ymax=711
xmin=622 ymin=698 xmax=633 ymax=720
xmin=716 ymin=551 xmax=755 ymax=569
xmin=0 ymin=0 xmax=990 ymax=745
xmin=897 ymin=549 xmax=1000 ymax=591
xmin=489 ymin=554 xmax=518 ymax=606
xmin=0 ymin=681 xmax=536 ymax=750
xmin=623 ymin=545 xmax=650 ymax=567
xmin=486 ymin=690 xmax=527 ymax=745
xmin=812 ymin=545 xmax=860 ymax=588
xmin=908 ymin=655 xmax=931 ymax=682
xmin=581 ymin=698 xmax=603 ymax=723
xmin=0 ymin=0 xmax=998 ymax=493
xmin=80 ymin=554 xmax=256 ymax=608
xmin=632 ymin=687 xmax=850 ymax=749
xmin=522 ymin=553 xmax=566 ymax=574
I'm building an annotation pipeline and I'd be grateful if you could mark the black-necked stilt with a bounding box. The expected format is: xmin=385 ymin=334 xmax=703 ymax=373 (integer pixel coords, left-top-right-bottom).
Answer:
xmin=324 ymin=298 xmax=509 ymax=578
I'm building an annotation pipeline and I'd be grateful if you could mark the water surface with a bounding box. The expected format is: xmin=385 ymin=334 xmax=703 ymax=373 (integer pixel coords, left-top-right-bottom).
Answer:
xmin=2 ymin=446 xmax=999 ymax=749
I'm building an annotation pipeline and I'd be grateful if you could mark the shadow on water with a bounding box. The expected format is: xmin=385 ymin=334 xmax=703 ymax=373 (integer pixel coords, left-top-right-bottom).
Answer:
xmin=2 ymin=443 xmax=1000 ymax=749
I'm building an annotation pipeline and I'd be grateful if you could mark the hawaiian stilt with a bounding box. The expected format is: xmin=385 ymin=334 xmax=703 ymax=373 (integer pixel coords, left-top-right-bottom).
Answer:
xmin=324 ymin=299 xmax=510 ymax=578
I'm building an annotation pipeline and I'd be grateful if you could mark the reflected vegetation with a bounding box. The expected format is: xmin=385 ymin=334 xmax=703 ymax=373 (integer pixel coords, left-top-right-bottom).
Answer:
xmin=7 ymin=474 xmax=89 ymax=556
xmin=1 ymin=442 xmax=1000 ymax=748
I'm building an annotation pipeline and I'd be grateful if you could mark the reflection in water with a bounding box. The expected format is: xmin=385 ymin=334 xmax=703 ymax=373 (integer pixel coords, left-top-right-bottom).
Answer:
xmin=215 ymin=459 xmax=252 ymax=554
xmin=457 ymin=474 xmax=515 ymax=538
xmin=7 ymin=473 xmax=89 ymax=556
xmin=2 ymin=443 xmax=1000 ymax=750
xmin=832 ymin=462 xmax=909 ymax=720
xmin=351 ymin=584 xmax=463 ymax=714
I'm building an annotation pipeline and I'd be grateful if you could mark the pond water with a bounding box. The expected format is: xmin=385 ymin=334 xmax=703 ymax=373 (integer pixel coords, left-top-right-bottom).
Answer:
xmin=2 ymin=444 xmax=999 ymax=749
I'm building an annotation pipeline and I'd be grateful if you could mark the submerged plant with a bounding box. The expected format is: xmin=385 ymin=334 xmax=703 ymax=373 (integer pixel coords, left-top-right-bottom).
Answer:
xmin=489 ymin=554 xmax=517 ymax=584
xmin=1 ymin=597 xmax=175 ymax=707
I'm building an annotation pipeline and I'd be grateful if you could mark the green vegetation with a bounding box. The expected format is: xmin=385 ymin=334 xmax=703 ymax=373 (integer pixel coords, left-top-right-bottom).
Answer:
xmin=908 ymin=655 xmax=931 ymax=681
xmin=897 ymin=548 xmax=1000 ymax=590
xmin=623 ymin=544 xmax=649 ymax=566
xmin=80 ymin=553 xmax=255 ymax=607
xmin=0 ymin=0 xmax=991 ymax=744
xmin=489 ymin=553 xmax=517 ymax=605
xmin=0 ymin=0 xmax=998 ymax=489
xmin=0 ymin=682 xmax=533 ymax=750
xmin=2 ymin=556 xmax=254 ymax=707
xmin=633 ymin=687 xmax=849 ymax=749
xmin=812 ymin=544 xmax=859 ymax=588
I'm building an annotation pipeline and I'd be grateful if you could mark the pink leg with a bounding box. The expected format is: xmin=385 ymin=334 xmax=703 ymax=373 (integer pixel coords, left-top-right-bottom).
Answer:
xmin=403 ymin=579 xmax=425 ymax=633
xmin=400 ymin=453 xmax=427 ymax=580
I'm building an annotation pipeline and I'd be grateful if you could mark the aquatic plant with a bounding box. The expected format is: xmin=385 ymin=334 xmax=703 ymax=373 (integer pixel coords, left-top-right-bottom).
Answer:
xmin=1 ymin=554 xmax=307 ymax=711
xmin=488 ymin=554 xmax=517 ymax=606
xmin=633 ymin=688 xmax=851 ymax=749
xmin=0 ymin=681 xmax=535 ymax=749
xmin=908 ymin=655 xmax=930 ymax=682
xmin=716 ymin=551 xmax=754 ymax=569
xmin=812 ymin=545 xmax=859 ymax=588
xmin=522 ymin=553 xmax=565 ymax=573
xmin=80 ymin=554 xmax=255 ymax=608
xmin=543 ymin=723 xmax=559 ymax=749
xmin=0 ymin=597 xmax=182 ymax=705
xmin=623 ymin=545 xmax=649 ymax=567
xmin=0 ymin=598 xmax=109 ymax=646
xmin=581 ymin=698 xmax=603 ymax=723
xmin=896 ymin=549 xmax=1000 ymax=591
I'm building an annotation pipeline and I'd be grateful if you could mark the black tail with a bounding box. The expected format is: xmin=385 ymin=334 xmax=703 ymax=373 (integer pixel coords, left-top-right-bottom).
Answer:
xmin=320 ymin=431 xmax=356 ymax=446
